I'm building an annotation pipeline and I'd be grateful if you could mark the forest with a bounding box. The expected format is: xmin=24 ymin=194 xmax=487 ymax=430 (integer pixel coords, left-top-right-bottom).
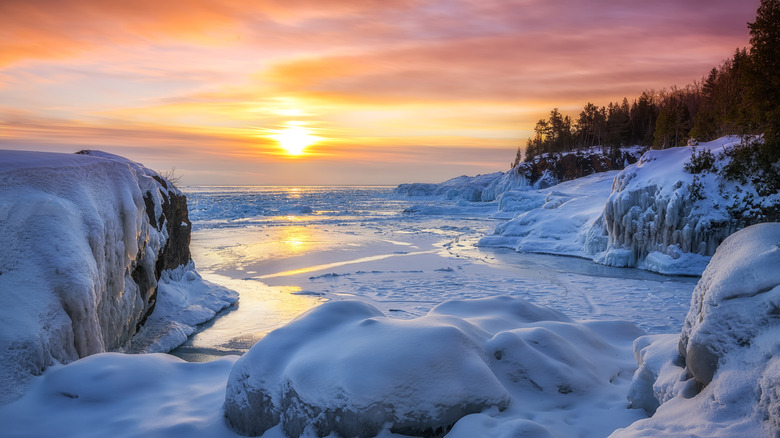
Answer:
xmin=516 ymin=0 xmax=779 ymax=195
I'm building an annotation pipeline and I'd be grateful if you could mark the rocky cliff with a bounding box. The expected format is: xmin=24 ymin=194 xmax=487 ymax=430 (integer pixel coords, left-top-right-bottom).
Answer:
xmin=518 ymin=148 xmax=641 ymax=189
xmin=0 ymin=150 xmax=229 ymax=404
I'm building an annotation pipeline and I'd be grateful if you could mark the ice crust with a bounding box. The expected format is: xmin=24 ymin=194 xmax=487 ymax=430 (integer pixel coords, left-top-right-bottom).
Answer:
xmin=225 ymin=296 xmax=643 ymax=437
xmin=0 ymin=150 xmax=236 ymax=404
xmin=613 ymin=223 xmax=780 ymax=437
xmin=394 ymin=171 xmax=528 ymax=202
xmin=475 ymin=137 xmax=769 ymax=275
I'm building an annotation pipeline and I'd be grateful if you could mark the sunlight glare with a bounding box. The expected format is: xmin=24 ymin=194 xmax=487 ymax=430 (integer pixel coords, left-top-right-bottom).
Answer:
xmin=273 ymin=126 xmax=318 ymax=156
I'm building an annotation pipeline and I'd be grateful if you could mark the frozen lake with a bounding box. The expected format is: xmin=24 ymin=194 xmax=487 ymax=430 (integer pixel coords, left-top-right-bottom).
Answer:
xmin=171 ymin=186 xmax=697 ymax=362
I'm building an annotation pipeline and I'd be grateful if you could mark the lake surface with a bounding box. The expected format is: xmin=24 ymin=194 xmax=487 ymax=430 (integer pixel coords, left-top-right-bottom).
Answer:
xmin=171 ymin=186 xmax=697 ymax=361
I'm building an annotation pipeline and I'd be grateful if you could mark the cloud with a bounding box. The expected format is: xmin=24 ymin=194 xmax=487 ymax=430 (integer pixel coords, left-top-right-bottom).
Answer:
xmin=0 ymin=0 xmax=763 ymax=184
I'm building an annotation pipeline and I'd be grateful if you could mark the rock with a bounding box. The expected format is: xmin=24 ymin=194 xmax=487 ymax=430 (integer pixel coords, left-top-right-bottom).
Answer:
xmin=224 ymin=300 xmax=510 ymax=437
xmin=614 ymin=223 xmax=780 ymax=437
xmin=678 ymin=222 xmax=780 ymax=387
xmin=518 ymin=148 xmax=639 ymax=189
xmin=225 ymin=296 xmax=640 ymax=437
xmin=0 ymin=150 xmax=195 ymax=404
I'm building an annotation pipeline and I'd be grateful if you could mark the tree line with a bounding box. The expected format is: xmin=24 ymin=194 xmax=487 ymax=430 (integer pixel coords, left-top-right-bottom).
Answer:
xmin=515 ymin=0 xmax=779 ymax=183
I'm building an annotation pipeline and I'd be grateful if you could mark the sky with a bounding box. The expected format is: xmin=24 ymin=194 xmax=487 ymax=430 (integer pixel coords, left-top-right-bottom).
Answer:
xmin=0 ymin=0 xmax=761 ymax=185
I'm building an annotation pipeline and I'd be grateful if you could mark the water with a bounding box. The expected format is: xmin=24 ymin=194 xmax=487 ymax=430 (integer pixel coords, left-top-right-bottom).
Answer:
xmin=170 ymin=186 xmax=697 ymax=361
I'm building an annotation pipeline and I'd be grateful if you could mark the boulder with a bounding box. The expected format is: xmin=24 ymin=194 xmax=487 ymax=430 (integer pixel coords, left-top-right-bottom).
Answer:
xmin=678 ymin=222 xmax=780 ymax=386
xmin=224 ymin=300 xmax=510 ymax=437
xmin=0 ymin=150 xmax=195 ymax=404
xmin=224 ymin=296 xmax=641 ymax=437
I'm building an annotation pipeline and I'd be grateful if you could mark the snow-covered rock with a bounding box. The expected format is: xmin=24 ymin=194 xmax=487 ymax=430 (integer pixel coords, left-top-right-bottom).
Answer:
xmin=679 ymin=222 xmax=780 ymax=386
xmin=224 ymin=296 xmax=643 ymax=437
xmin=0 ymin=150 xmax=236 ymax=404
xmin=478 ymin=170 xmax=618 ymax=256
xmin=595 ymin=141 xmax=738 ymax=275
xmin=481 ymin=137 xmax=776 ymax=276
xmin=613 ymin=223 xmax=780 ymax=437
xmin=394 ymin=172 xmax=507 ymax=202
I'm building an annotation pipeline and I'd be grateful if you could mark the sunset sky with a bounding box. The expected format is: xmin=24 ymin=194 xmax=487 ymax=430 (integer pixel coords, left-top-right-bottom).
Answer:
xmin=0 ymin=0 xmax=761 ymax=185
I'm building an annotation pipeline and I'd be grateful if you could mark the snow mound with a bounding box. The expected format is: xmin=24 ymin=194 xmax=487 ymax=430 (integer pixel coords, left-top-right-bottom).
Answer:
xmin=224 ymin=296 xmax=644 ymax=437
xmin=0 ymin=352 xmax=237 ymax=438
xmin=478 ymin=170 xmax=618 ymax=256
xmin=0 ymin=150 xmax=236 ymax=404
xmin=394 ymin=172 xmax=522 ymax=202
xmin=613 ymin=223 xmax=780 ymax=437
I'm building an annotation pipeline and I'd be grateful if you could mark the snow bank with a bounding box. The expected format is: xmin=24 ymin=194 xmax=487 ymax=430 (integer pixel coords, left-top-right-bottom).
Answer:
xmin=481 ymin=137 xmax=773 ymax=275
xmin=225 ymin=296 xmax=645 ymax=437
xmin=613 ymin=223 xmax=780 ymax=437
xmin=394 ymin=171 xmax=535 ymax=203
xmin=0 ymin=353 xmax=238 ymax=438
xmin=478 ymin=170 xmax=618 ymax=256
xmin=0 ymin=150 xmax=236 ymax=404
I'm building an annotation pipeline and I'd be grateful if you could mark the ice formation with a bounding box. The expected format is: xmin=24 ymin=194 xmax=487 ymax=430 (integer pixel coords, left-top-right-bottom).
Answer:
xmin=224 ymin=296 xmax=643 ymax=437
xmin=614 ymin=223 xmax=780 ymax=437
xmin=0 ymin=150 xmax=236 ymax=404
xmin=477 ymin=137 xmax=773 ymax=275
xmin=594 ymin=141 xmax=737 ymax=274
xmin=394 ymin=172 xmax=510 ymax=202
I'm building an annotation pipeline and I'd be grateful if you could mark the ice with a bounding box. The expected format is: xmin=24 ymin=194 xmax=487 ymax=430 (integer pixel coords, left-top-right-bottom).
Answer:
xmin=0 ymin=172 xmax=721 ymax=437
xmin=225 ymin=296 xmax=645 ymax=437
xmin=394 ymin=172 xmax=514 ymax=202
xmin=613 ymin=223 xmax=780 ymax=437
xmin=480 ymin=136 xmax=771 ymax=276
xmin=0 ymin=150 xmax=236 ymax=404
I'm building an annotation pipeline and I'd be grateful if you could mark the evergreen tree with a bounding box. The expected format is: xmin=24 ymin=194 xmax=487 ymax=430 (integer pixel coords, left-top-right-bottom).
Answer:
xmin=747 ymin=0 xmax=780 ymax=163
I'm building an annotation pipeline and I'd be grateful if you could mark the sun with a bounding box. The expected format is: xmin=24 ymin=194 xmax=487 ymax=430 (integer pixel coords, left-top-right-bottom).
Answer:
xmin=272 ymin=126 xmax=317 ymax=156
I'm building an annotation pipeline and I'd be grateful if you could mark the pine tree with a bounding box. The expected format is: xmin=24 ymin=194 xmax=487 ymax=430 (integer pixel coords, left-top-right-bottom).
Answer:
xmin=747 ymin=0 xmax=780 ymax=162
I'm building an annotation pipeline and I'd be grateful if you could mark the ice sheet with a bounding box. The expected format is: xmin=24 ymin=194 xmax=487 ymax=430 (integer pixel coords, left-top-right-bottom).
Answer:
xmin=171 ymin=186 xmax=696 ymax=361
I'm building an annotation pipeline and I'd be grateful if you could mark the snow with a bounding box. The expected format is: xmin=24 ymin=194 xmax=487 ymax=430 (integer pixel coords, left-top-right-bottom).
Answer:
xmin=124 ymin=262 xmax=238 ymax=354
xmin=0 ymin=353 xmax=239 ymax=438
xmin=2 ymin=140 xmax=776 ymax=437
xmin=478 ymin=170 xmax=618 ymax=257
xmin=478 ymin=136 xmax=769 ymax=276
xmin=224 ymin=296 xmax=645 ymax=437
xmin=0 ymin=150 xmax=236 ymax=404
xmin=613 ymin=223 xmax=780 ymax=437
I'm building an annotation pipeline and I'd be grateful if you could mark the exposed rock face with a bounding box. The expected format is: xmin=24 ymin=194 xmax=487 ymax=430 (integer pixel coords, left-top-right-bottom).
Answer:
xmin=0 ymin=150 xmax=194 ymax=404
xmin=519 ymin=149 xmax=640 ymax=188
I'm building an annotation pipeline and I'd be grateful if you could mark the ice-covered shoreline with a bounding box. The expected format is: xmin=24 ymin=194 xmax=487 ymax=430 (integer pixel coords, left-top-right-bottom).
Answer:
xmin=406 ymin=137 xmax=777 ymax=276
xmin=0 ymin=150 xmax=236 ymax=403
xmin=2 ymin=145 xmax=778 ymax=437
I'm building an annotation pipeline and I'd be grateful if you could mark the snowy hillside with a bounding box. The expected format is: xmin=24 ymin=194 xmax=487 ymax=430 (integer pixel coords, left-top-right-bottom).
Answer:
xmin=0 ymin=150 xmax=236 ymax=404
xmin=477 ymin=137 xmax=778 ymax=275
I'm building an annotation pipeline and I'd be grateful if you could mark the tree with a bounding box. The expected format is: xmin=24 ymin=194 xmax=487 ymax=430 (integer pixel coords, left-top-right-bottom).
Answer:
xmin=747 ymin=0 xmax=780 ymax=162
